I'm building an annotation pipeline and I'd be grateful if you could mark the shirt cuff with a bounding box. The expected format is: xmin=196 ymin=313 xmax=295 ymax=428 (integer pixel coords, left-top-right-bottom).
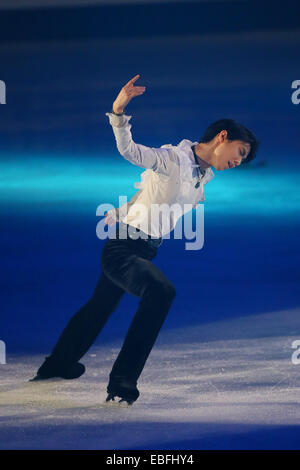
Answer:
xmin=105 ymin=112 xmax=132 ymax=128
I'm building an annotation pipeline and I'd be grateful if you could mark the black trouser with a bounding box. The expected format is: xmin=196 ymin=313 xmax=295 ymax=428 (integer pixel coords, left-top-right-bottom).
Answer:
xmin=49 ymin=222 xmax=176 ymax=384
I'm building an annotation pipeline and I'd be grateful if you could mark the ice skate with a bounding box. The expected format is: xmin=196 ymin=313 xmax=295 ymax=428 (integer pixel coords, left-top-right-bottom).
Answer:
xmin=105 ymin=392 xmax=136 ymax=406
xmin=105 ymin=377 xmax=140 ymax=405
xmin=29 ymin=356 xmax=85 ymax=381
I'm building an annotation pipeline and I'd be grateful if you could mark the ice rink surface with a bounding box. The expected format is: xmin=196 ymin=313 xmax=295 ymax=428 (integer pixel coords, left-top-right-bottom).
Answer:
xmin=1 ymin=307 xmax=300 ymax=450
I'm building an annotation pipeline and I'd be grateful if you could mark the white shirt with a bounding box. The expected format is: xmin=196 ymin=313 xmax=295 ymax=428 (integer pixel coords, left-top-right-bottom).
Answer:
xmin=105 ymin=112 xmax=215 ymax=238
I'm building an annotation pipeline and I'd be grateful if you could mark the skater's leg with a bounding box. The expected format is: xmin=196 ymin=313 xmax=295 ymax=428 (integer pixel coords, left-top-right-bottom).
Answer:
xmin=102 ymin=250 xmax=176 ymax=385
xmin=39 ymin=270 xmax=125 ymax=374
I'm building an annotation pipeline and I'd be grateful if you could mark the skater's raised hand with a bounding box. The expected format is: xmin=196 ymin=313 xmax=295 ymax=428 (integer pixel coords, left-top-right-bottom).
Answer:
xmin=112 ymin=74 xmax=146 ymax=114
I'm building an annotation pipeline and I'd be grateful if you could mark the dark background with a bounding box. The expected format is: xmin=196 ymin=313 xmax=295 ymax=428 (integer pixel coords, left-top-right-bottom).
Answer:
xmin=0 ymin=0 xmax=299 ymax=368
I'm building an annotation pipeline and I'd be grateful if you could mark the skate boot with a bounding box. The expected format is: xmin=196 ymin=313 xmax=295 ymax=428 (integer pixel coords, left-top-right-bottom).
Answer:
xmin=105 ymin=376 xmax=140 ymax=405
xmin=29 ymin=355 xmax=85 ymax=381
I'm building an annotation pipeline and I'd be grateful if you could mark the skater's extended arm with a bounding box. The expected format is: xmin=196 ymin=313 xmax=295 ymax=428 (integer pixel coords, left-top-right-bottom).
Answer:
xmin=106 ymin=75 xmax=180 ymax=176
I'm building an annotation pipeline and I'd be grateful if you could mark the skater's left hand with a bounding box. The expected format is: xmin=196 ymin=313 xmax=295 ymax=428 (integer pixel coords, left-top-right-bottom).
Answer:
xmin=112 ymin=74 xmax=146 ymax=114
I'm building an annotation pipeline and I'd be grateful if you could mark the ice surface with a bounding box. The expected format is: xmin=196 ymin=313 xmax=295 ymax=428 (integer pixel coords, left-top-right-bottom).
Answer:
xmin=1 ymin=307 xmax=300 ymax=450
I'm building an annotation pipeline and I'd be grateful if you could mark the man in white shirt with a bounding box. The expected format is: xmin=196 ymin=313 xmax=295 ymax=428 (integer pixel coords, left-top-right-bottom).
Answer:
xmin=103 ymin=76 xmax=257 ymax=240
xmin=30 ymin=75 xmax=259 ymax=406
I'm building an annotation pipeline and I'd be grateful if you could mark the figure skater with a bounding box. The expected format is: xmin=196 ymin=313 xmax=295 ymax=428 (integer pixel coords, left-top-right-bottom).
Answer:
xmin=30 ymin=74 xmax=259 ymax=405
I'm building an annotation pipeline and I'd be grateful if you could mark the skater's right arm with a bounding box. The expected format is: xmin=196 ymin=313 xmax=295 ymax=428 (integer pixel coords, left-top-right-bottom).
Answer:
xmin=106 ymin=75 xmax=180 ymax=176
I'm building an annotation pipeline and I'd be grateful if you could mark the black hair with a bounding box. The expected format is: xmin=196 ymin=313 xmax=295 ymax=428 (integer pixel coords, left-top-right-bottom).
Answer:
xmin=199 ymin=118 xmax=260 ymax=164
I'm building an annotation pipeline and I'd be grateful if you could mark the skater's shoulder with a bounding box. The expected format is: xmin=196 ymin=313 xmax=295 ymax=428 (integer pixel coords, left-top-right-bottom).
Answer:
xmin=174 ymin=139 xmax=199 ymax=165
xmin=176 ymin=139 xmax=199 ymax=158
xmin=177 ymin=138 xmax=198 ymax=149
xmin=161 ymin=139 xmax=196 ymax=152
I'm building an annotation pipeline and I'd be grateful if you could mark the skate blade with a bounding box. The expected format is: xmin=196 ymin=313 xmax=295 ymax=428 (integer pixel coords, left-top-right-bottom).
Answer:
xmin=119 ymin=398 xmax=134 ymax=406
xmin=105 ymin=394 xmax=133 ymax=406
xmin=28 ymin=375 xmax=62 ymax=382
xmin=29 ymin=375 xmax=44 ymax=382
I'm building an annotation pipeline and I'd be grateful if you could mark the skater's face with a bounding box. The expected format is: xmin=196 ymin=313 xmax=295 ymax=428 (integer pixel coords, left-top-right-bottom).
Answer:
xmin=213 ymin=131 xmax=251 ymax=171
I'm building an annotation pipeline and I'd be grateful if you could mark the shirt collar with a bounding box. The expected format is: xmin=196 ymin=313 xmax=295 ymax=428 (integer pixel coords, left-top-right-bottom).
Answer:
xmin=190 ymin=144 xmax=212 ymax=175
xmin=176 ymin=139 xmax=215 ymax=183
